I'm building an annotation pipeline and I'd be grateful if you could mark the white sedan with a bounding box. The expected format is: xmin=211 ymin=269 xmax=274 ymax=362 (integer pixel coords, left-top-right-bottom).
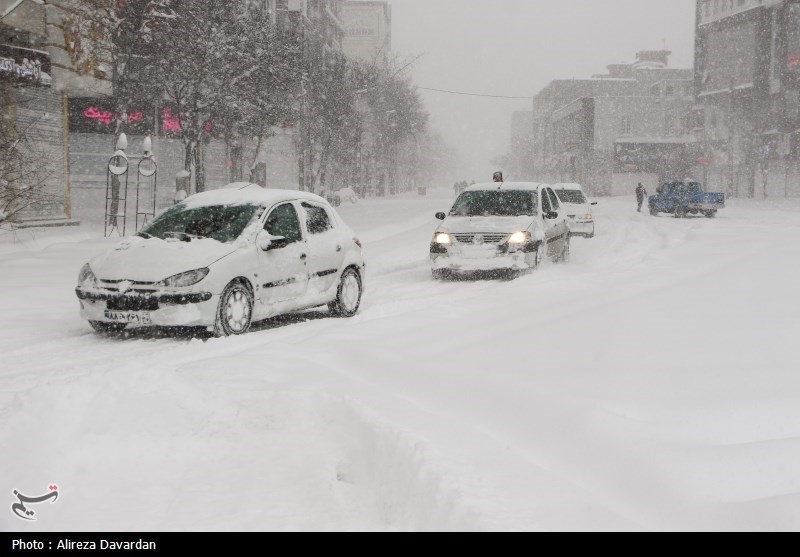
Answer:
xmin=553 ymin=183 xmax=597 ymax=238
xmin=76 ymin=183 xmax=365 ymax=336
xmin=430 ymin=182 xmax=571 ymax=278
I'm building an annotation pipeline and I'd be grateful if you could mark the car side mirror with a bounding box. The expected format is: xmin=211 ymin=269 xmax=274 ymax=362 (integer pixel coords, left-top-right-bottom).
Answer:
xmin=544 ymin=211 xmax=558 ymax=220
xmin=257 ymin=231 xmax=289 ymax=251
xmin=435 ymin=212 xmax=447 ymax=221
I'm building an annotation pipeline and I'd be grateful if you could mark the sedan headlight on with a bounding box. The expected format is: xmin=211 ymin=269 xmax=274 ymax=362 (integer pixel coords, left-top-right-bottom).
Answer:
xmin=431 ymin=232 xmax=452 ymax=254
xmin=78 ymin=263 xmax=97 ymax=287
xmin=579 ymin=213 xmax=593 ymax=221
xmin=508 ymin=231 xmax=531 ymax=244
xmin=156 ymin=268 xmax=210 ymax=288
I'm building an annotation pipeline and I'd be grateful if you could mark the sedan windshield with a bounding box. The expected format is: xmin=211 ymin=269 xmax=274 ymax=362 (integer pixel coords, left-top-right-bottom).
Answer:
xmin=451 ymin=191 xmax=536 ymax=217
xmin=555 ymin=190 xmax=587 ymax=204
xmin=142 ymin=203 xmax=261 ymax=243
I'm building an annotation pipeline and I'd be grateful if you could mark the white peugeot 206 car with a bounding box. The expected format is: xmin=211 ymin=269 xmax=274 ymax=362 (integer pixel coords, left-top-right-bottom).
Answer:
xmin=430 ymin=182 xmax=571 ymax=278
xmin=76 ymin=183 xmax=365 ymax=336
xmin=553 ymin=183 xmax=597 ymax=238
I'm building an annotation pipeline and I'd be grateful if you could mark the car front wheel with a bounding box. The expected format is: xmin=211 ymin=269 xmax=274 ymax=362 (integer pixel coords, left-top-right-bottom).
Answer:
xmin=214 ymin=281 xmax=253 ymax=337
xmin=329 ymin=268 xmax=363 ymax=317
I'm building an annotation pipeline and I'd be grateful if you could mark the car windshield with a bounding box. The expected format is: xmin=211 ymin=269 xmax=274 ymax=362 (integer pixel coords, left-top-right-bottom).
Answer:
xmin=450 ymin=191 xmax=537 ymax=217
xmin=673 ymin=182 xmax=703 ymax=194
xmin=141 ymin=203 xmax=261 ymax=243
xmin=555 ymin=190 xmax=587 ymax=204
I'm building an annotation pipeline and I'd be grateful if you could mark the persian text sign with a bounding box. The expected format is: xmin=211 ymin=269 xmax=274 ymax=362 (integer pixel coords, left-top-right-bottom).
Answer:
xmin=0 ymin=44 xmax=51 ymax=86
xmin=68 ymin=97 xmax=153 ymax=135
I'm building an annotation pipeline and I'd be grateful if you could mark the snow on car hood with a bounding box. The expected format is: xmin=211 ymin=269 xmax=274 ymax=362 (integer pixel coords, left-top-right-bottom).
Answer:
xmin=440 ymin=215 xmax=536 ymax=234
xmin=89 ymin=236 xmax=239 ymax=282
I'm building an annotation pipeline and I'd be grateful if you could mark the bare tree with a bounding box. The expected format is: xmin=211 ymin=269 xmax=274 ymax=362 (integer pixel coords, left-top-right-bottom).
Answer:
xmin=297 ymin=37 xmax=362 ymax=195
xmin=136 ymin=0 xmax=263 ymax=192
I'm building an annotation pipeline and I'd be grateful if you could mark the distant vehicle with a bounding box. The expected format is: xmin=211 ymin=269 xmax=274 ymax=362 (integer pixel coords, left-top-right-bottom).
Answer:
xmin=330 ymin=187 xmax=358 ymax=207
xmin=430 ymin=182 xmax=571 ymax=279
xmin=76 ymin=183 xmax=365 ymax=337
xmin=649 ymin=181 xmax=725 ymax=218
xmin=553 ymin=183 xmax=597 ymax=238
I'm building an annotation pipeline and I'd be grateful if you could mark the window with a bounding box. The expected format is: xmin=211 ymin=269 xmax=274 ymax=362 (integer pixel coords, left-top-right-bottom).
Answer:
xmin=546 ymin=188 xmax=560 ymax=211
xmin=540 ymin=189 xmax=552 ymax=213
xmin=555 ymin=189 xmax=587 ymax=204
xmin=451 ymin=191 xmax=537 ymax=217
xmin=143 ymin=204 xmax=260 ymax=243
xmin=265 ymin=203 xmax=302 ymax=243
xmin=620 ymin=117 xmax=632 ymax=136
xmin=302 ymin=203 xmax=334 ymax=234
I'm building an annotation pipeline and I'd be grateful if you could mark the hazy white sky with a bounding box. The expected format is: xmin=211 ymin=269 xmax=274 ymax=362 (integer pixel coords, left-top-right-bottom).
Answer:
xmin=391 ymin=0 xmax=697 ymax=181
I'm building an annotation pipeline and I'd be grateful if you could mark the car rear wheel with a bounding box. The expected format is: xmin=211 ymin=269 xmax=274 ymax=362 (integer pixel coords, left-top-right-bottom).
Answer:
xmin=674 ymin=207 xmax=687 ymax=219
xmin=329 ymin=268 xmax=362 ymax=318
xmin=650 ymin=207 xmax=658 ymax=217
xmin=90 ymin=321 xmax=127 ymax=334
xmin=704 ymin=210 xmax=717 ymax=218
xmin=213 ymin=281 xmax=253 ymax=337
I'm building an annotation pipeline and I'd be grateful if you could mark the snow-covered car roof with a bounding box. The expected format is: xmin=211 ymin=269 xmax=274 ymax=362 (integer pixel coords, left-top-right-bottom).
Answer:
xmin=181 ymin=183 xmax=329 ymax=209
xmin=465 ymin=182 xmax=546 ymax=192
xmin=552 ymin=183 xmax=585 ymax=191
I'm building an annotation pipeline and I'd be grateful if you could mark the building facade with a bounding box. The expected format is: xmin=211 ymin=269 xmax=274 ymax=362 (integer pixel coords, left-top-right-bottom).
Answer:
xmin=1 ymin=0 xmax=73 ymax=224
xmin=3 ymin=1 xmax=385 ymax=226
xmin=531 ymin=50 xmax=696 ymax=196
xmin=510 ymin=111 xmax=534 ymax=181
xmin=341 ymin=1 xmax=391 ymax=66
xmin=695 ymin=0 xmax=800 ymax=198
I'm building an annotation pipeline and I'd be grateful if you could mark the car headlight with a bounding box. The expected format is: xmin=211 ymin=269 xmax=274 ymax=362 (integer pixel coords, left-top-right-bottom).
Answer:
xmin=156 ymin=268 xmax=210 ymax=288
xmin=508 ymin=231 xmax=531 ymax=244
xmin=78 ymin=263 xmax=97 ymax=287
xmin=580 ymin=213 xmax=593 ymax=221
xmin=434 ymin=233 xmax=452 ymax=245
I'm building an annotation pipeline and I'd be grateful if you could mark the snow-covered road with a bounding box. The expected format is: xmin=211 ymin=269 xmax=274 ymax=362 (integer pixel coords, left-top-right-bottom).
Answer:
xmin=2 ymin=193 xmax=799 ymax=531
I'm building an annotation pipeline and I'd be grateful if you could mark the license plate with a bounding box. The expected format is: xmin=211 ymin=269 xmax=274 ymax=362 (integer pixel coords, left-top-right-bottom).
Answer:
xmin=104 ymin=310 xmax=152 ymax=325
xmin=459 ymin=245 xmax=499 ymax=259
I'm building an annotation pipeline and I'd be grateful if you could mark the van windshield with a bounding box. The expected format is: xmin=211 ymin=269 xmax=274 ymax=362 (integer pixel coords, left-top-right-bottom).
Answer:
xmin=451 ymin=191 xmax=537 ymax=217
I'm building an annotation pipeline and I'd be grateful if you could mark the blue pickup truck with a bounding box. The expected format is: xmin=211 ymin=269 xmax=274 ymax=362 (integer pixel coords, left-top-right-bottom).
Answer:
xmin=649 ymin=181 xmax=725 ymax=218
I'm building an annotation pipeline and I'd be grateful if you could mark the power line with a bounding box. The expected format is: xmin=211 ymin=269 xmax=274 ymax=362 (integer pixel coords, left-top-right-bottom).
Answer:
xmin=416 ymin=86 xmax=534 ymax=100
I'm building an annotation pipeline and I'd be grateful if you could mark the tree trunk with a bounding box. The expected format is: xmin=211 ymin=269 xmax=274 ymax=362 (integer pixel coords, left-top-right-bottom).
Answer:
xmin=196 ymin=138 xmax=206 ymax=193
xmin=184 ymin=138 xmax=194 ymax=194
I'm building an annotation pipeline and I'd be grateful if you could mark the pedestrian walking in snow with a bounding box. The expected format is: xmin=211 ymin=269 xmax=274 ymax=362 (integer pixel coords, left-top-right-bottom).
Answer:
xmin=636 ymin=182 xmax=648 ymax=212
